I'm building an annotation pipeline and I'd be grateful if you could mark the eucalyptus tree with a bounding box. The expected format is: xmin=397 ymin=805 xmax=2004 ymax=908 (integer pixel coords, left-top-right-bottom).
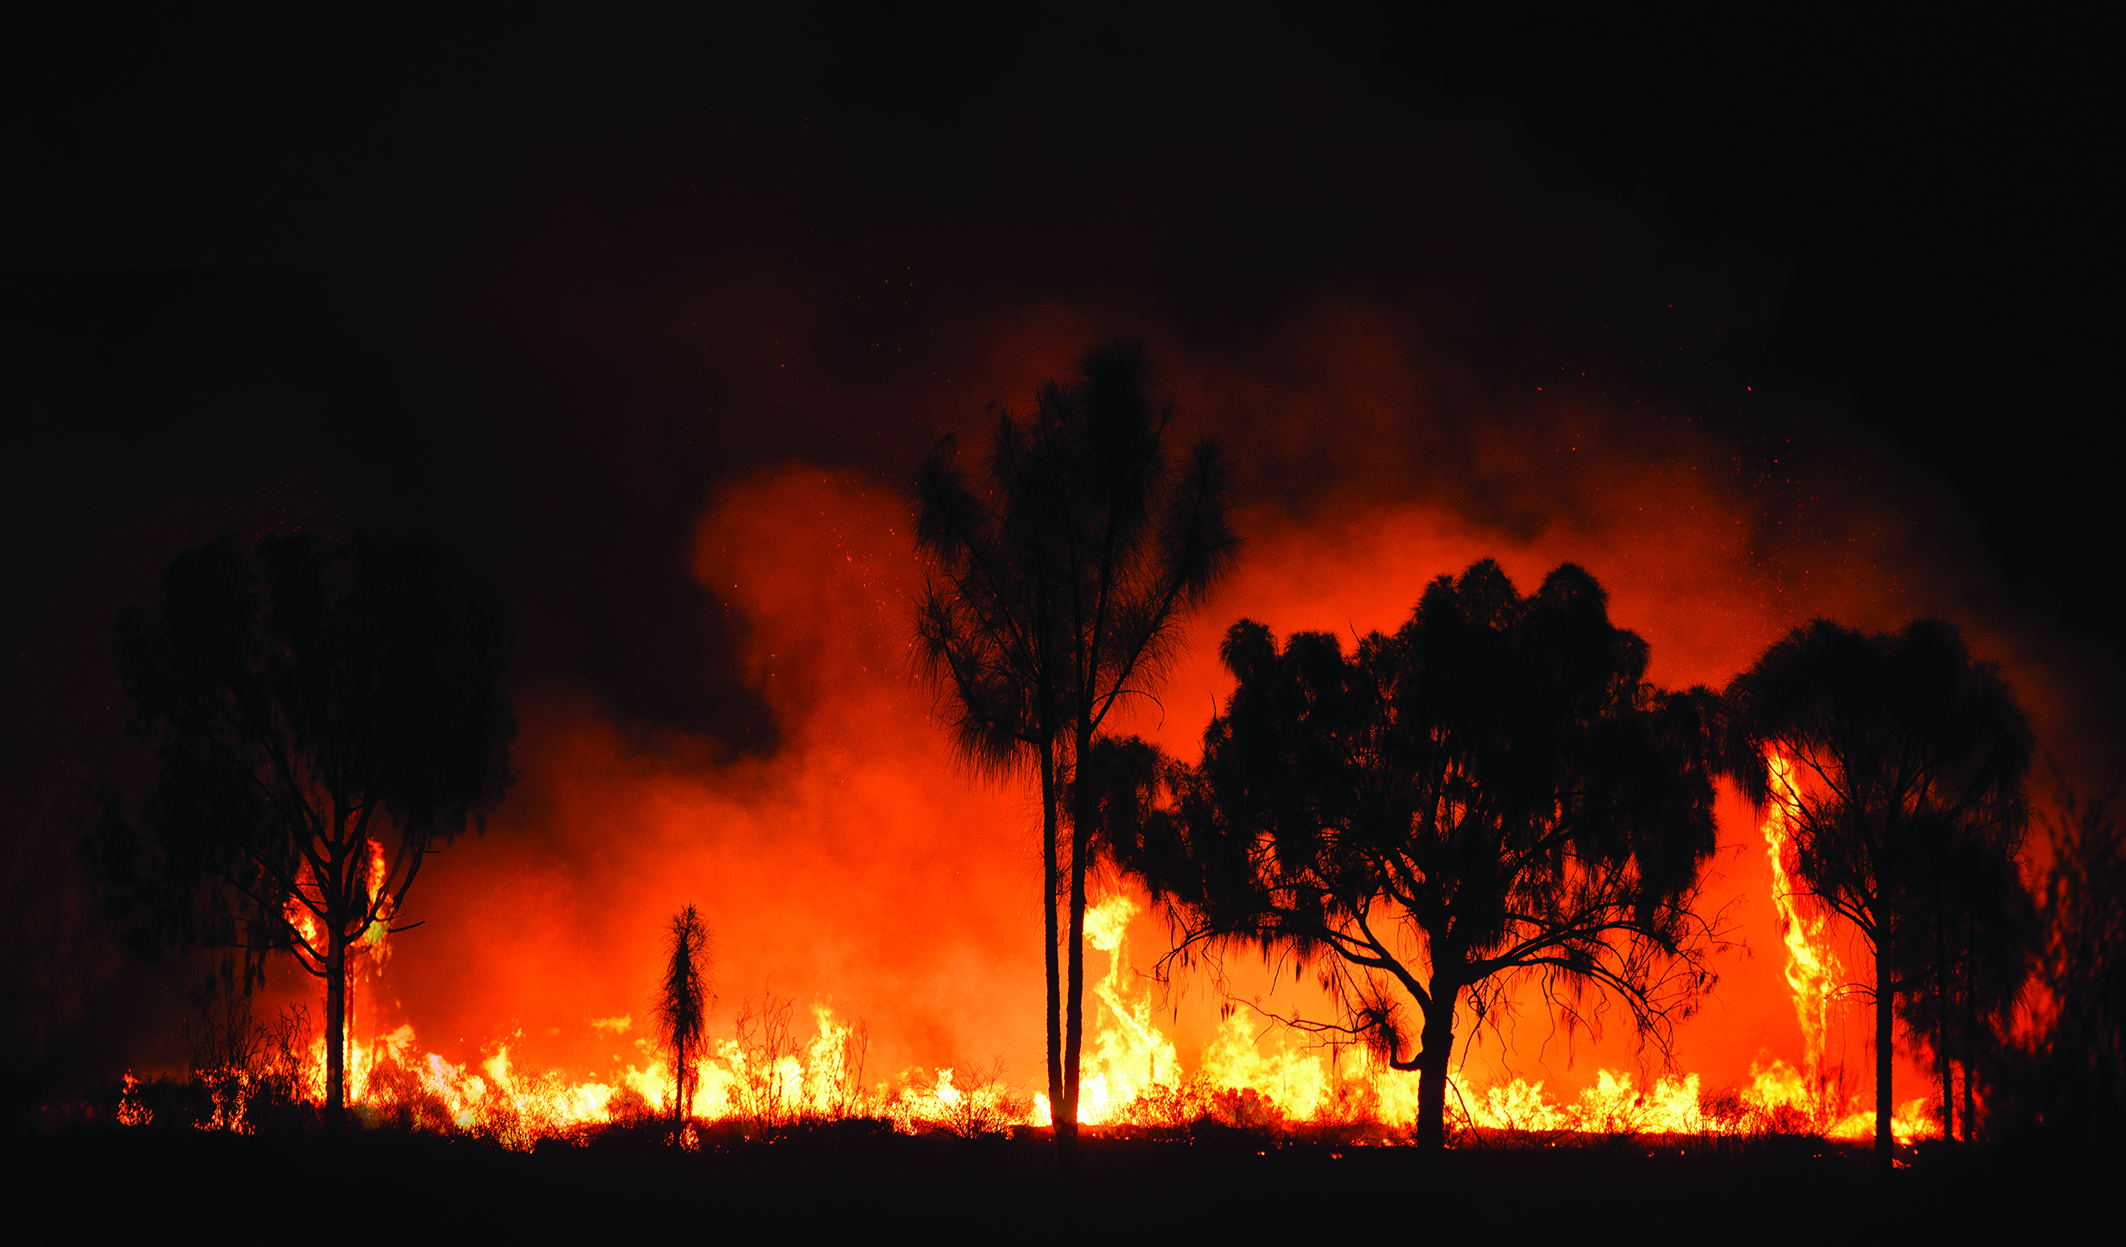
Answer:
xmin=913 ymin=337 xmax=1237 ymax=1161
xmin=1725 ymin=617 xmax=2031 ymax=1164
xmin=1094 ymin=560 xmax=1727 ymax=1148
xmin=102 ymin=532 xmax=516 ymax=1120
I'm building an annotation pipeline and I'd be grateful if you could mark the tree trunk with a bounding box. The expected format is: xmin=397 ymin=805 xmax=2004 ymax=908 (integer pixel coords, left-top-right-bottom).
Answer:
xmin=1962 ymin=950 xmax=1977 ymax=1143
xmin=1415 ymin=979 xmax=1459 ymax=1149
xmin=1039 ymin=735 xmax=1068 ymax=1166
xmin=1876 ymin=925 xmax=1893 ymax=1167
xmin=1061 ymin=723 xmax=1091 ymax=1171
xmin=1937 ymin=919 xmax=1953 ymax=1142
xmin=326 ymin=919 xmax=348 ymax=1129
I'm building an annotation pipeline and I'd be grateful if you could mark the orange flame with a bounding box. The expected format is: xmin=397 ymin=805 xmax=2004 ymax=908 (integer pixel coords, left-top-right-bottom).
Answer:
xmin=155 ymin=881 xmax=1943 ymax=1145
xmin=1759 ymin=752 xmax=1844 ymax=1122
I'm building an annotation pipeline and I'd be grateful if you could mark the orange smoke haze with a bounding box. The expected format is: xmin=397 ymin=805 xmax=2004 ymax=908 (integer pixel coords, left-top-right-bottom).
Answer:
xmin=11 ymin=11 xmax=2112 ymax=1149
xmin=239 ymin=302 xmax=2105 ymax=1125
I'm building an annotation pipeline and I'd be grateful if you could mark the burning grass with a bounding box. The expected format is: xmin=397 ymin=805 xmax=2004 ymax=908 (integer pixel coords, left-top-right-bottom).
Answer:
xmin=34 ymin=881 xmax=1944 ymax=1153
xmin=38 ymin=1055 xmax=1923 ymax=1158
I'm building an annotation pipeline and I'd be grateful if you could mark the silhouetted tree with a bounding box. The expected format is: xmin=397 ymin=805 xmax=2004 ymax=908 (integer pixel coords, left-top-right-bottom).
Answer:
xmin=1095 ymin=561 xmax=1725 ymax=1149
xmin=1725 ymin=618 xmax=2031 ymax=1165
xmin=1894 ymin=815 xmax=2033 ymax=1142
xmin=2020 ymin=787 xmax=2126 ymax=1141
xmin=98 ymin=532 xmax=516 ymax=1121
xmin=659 ymin=903 xmax=713 ymax=1131
xmin=913 ymin=337 xmax=1237 ymax=1164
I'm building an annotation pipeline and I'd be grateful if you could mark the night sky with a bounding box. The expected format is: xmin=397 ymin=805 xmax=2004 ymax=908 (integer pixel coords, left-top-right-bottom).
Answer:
xmin=4 ymin=7 xmax=2114 ymax=1101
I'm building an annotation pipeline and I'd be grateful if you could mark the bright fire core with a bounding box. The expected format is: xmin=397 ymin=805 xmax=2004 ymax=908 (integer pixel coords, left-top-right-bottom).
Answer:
xmin=168 ymin=869 xmax=1932 ymax=1149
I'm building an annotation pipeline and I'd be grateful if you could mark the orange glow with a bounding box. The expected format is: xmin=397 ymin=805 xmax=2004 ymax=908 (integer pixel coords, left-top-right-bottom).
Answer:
xmin=281 ymin=836 xmax=395 ymax=973
xmin=1760 ymin=752 xmax=1844 ymax=1122
xmin=233 ymin=885 xmax=1939 ymax=1146
xmin=160 ymin=421 xmax=2036 ymax=1148
xmin=116 ymin=1071 xmax=151 ymax=1127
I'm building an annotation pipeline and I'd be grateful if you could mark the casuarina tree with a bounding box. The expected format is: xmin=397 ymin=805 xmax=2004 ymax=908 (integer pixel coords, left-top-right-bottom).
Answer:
xmin=1090 ymin=560 xmax=1727 ymax=1148
xmin=98 ymin=532 xmax=515 ymax=1121
xmin=659 ymin=903 xmax=713 ymax=1130
xmin=912 ymin=336 xmax=1237 ymax=1165
xmin=1724 ymin=617 xmax=2031 ymax=1165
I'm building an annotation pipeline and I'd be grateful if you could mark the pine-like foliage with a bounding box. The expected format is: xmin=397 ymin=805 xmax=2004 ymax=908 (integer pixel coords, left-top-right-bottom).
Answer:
xmin=659 ymin=903 xmax=713 ymax=1127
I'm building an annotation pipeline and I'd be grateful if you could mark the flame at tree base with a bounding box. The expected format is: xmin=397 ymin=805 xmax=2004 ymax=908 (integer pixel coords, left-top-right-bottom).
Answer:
xmin=148 ymin=892 xmax=1935 ymax=1150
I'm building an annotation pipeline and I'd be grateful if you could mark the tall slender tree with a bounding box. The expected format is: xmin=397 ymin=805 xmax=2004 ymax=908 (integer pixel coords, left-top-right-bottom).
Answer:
xmin=659 ymin=903 xmax=713 ymax=1130
xmin=1725 ymin=617 xmax=2031 ymax=1165
xmin=1895 ymin=814 xmax=2033 ymax=1141
xmin=1094 ymin=561 xmax=1727 ymax=1148
xmin=101 ymin=532 xmax=516 ymax=1120
xmin=913 ymin=336 xmax=1237 ymax=1165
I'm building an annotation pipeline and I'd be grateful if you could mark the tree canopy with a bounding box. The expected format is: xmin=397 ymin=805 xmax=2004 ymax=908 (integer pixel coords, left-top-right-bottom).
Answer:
xmin=1725 ymin=616 xmax=2031 ymax=1162
xmin=1097 ymin=559 xmax=1725 ymax=1147
xmin=912 ymin=336 xmax=1237 ymax=1163
xmin=99 ymin=531 xmax=516 ymax=1117
xmin=1894 ymin=814 xmax=2033 ymax=1142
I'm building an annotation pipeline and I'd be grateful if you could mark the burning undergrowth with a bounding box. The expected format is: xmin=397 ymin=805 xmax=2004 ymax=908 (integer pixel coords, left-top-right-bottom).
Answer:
xmin=49 ymin=888 xmax=1937 ymax=1152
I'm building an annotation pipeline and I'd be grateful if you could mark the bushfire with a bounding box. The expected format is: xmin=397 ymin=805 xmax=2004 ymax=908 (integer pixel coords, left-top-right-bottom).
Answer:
xmin=82 ymin=461 xmax=2004 ymax=1159
xmin=147 ymin=775 xmax=1936 ymax=1151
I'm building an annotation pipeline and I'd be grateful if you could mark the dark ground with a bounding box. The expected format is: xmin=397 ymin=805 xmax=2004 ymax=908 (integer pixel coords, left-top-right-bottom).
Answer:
xmin=10 ymin=1124 xmax=2100 ymax=1240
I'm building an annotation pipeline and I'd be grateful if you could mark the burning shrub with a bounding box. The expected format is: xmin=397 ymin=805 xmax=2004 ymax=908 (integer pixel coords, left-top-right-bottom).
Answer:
xmin=182 ymin=977 xmax=314 ymax=1135
xmin=1115 ymin=1081 xmax=1213 ymax=1137
xmin=1210 ymin=1086 xmax=1285 ymax=1131
xmin=243 ymin=1004 xmax=316 ymax=1134
xmin=115 ymin=1071 xmax=205 ymax=1132
xmin=361 ymin=1058 xmax=456 ymax=1135
xmin=604 ymin=1085 xmax=654 ymax=1126
xmin=728 ymin=991 xmax=802 ymax=1138
xmin=928 ymin=1059 xmax=1031 ymax=1138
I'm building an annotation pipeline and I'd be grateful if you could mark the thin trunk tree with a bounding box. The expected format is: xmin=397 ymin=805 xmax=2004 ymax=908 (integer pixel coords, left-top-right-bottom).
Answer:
xmin=102 ymin=533 xmax=515 ymax=1123
xmin=913 ymin=336 xmax=1237 ymax=1168
xmin=1726 ymin=617 xmax=2031 ymax=1166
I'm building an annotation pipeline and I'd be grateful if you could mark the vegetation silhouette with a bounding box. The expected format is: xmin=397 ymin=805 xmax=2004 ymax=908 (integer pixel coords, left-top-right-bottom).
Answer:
xmin=1724 ymin=617 xmax=2031 ymax=1166
xmin=730 ymin=990 xmax=799 ymax=1138
xmin=912 ymin=336 xmax=1238 ymax=1168
xmin=181 ymin=965 xmax=314 ymax=1133
xmin=658 ymin=903 xmax=713 ymax=1135
xmin=94 ymin=532 xmax=516 ymax=1122
xmin=1894 ymin=807 xmax=2032 ymax=1143
xmin=1089 ymin=560 xmax=1727 ymax=1149
xmin=2005 ymin=786 xmax=2126 ymax=1144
